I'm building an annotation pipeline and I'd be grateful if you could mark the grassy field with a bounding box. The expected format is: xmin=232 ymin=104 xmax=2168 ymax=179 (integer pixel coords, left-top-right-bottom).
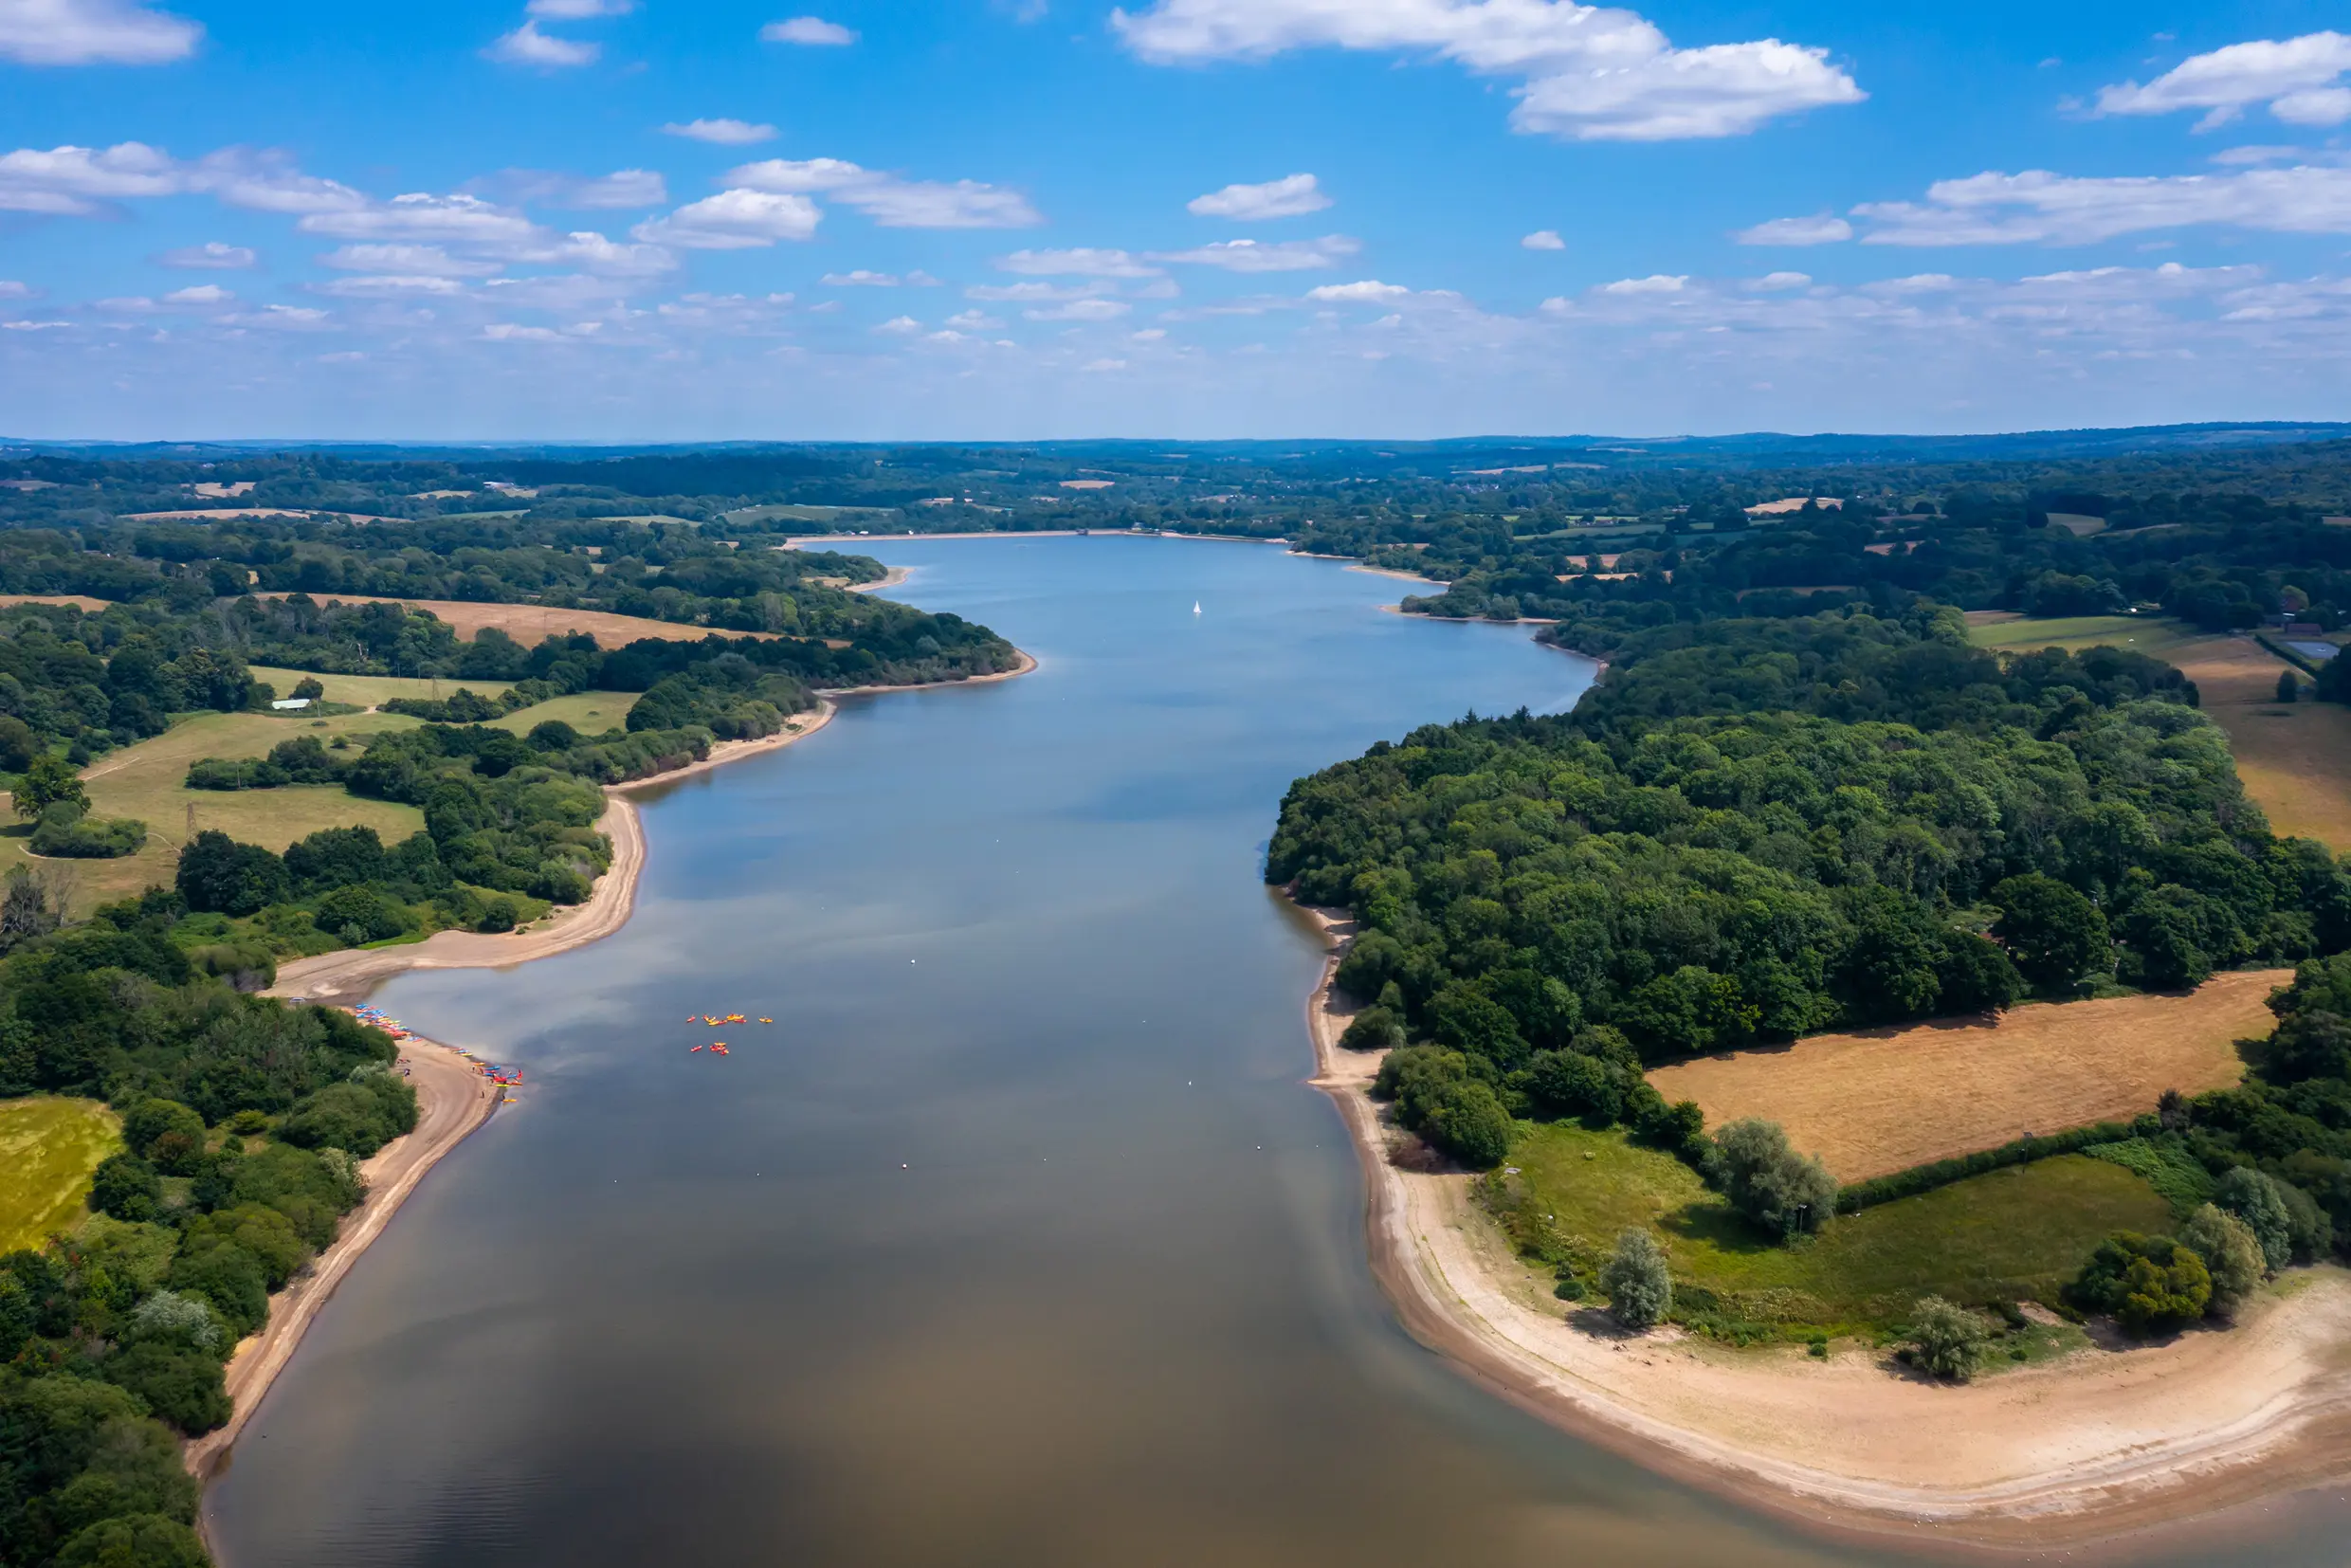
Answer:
xmin=246 ymin=665 xmax=451 ymax=708
xmin=1965 ymin=613 xmax=2351 ymax=849
xmin=1647 ymin=970 xmax=2275 ymax=1181
xmin=496 ymin=691 xmax=630 ymax=735
xmin=246 ymin=667 xmax=633 ymax=736
xmin=3 ymin=710 xmax=427 ymax=913
xmin=246 ymin=593 xmax=772 ymax=645
xmin=0 ymin=1098 xmax=120 ymax=1253
xmin=1505 ymin=1122 xmax=2170 ymax=1331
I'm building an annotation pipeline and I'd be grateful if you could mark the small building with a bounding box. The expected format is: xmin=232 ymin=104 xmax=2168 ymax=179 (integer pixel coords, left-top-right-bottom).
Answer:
xmin=271 ymin=698 xmax=312 ymax=711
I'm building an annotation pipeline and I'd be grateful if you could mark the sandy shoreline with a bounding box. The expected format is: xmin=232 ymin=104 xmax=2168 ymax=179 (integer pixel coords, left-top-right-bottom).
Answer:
xmin=1292 ymin=903 xmax=2351 ymax=1551
xmin=187 ymin=1036 xmax=500 ymax=1481
xmin=207 ymin=651 xmax=1035 ymax=1499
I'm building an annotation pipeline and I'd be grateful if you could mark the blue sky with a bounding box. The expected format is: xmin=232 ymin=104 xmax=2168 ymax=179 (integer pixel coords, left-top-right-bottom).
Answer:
xmin=2 ymin=0 xmax=2349 ymax=439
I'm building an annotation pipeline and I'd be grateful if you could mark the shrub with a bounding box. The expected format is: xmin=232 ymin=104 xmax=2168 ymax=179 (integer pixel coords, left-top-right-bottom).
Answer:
xmin=1422 ymin=1080 xmax=1515 ymax=1168
xmin=100 ymin=1343 xmax=230 ymax=1434
xmin=1597 ymin=1229 xmax=1671 ymax=1329
xmin=28 ymin=803 xmax=147 ymax=859
xmin=1708 ymin=1119 xmax=1836 ymax=1239
xmin=1904 ymin=1295 xmax=1994 ymax=1380
xmin=123 ymin=1290 xmax=223 ymax=1354
xmin=54 ymin=1514 xmax=209 ymax=1568
xmin=2069 ymin=1232 xmax=2212 ymax=1334
xmin=87 ymin=1155 xmax=162 ymax=1224
xmin=2178 ymin=1204 xmax=2266 ymax=1314
xmin=1337 ymin=1006 xmax=1405 ymax=1052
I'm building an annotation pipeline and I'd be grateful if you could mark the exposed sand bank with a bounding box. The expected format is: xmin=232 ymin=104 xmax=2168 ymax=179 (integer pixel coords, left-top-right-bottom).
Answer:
xmin=186 ymin=1035 xmax=500 ymax=1479
xmin=1294 ymin=904 xmax=2351 ymax=1549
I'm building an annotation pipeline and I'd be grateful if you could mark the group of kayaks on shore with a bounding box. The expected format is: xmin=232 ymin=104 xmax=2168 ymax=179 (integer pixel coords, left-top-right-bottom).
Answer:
xmin=688 ymin=1012 xmax=774 ymax=1058
xmin=343 ymin=1005 xmax=524 ymax=1085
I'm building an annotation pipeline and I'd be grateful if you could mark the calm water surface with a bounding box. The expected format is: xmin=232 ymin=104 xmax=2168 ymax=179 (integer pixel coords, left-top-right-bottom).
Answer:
xmin=204 ymin=538 xmax=2348 ymax=1567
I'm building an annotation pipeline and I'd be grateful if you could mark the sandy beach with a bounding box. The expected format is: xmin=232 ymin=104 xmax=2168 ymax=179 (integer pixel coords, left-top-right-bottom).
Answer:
xmin=1296 ymin=905 xmax=2351 ymax=1549
xmin=186 ymin=1036 xmax=500 ymax=1479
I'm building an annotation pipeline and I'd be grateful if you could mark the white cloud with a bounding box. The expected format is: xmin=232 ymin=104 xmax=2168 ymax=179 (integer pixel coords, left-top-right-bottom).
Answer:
xmin=1305 ymin=280 xmax=1411 ymax=301
xmin=300 ymin=193 xmax=542 ymax=246
xmin=966 ymin=280 xmax=1110 ymax=301
xmin=1024 ymin=298 xmax=1130 ymax=320
xmin=824 ymin=269 xmax=901 ymax=286
xmin=995 ymin=247 xmax=1161 ymax=277
xmin=874 ymin=315 xmax=922 ymax=334
xmin=1854 ymin=163 xmax=2351 ymax=246
xmin=2210 ymin=144 xmax=2306 ymax=166
xmin=1522 ymin=229 xmax=1565 ymax=250
xmin=95 ymin=296 xmax=154 ymax=312
xmin=484 ymin=20 xmax=598 ymax=67
xmin=495 ymin=169 xmax=666 ymax=209
xmin=1737 ymin=212 xmax=1852 ymax=245
xmin=528 ymin=0 xmax=633 ymax=14
xmin=726 ymin=157 xmax=1042 ymax=228
xmin=158 ymin=241 xmax=255 ymax=269
xmin=1151 ymin=235 xmax=1360 ymax=271
xmin=2094 ymin=32 xmax=2351 ymax=131
xmin=1188 ymin=173 xmax=1330 ymax=220
xmin=1110 ymin=0 xmax=1863 ymax=141
xmin=0 ymin=282 xmax=29 ymax=299
xmin=631 ymin=189 xmax=823 ymax=247
xmin=761 ymin=15 xmax=856 ymax=45
xmin=533 ymin=230 xmax=677 ymax=277
xmin=1132 ymin=327 xmax=1167 ymax=340
xmin=946 ymin=308 xmax=1004 ymax=330
xmin=0 ymin=0 xmax=199 ymax=64
xmin=1083 ymin=357 xmax=1128 ymax=371
xmin=1746 ymin=270 xmax=1812 ymax=290
xmin=0 ymin=141 xmax=181 ymax=213
xmin=1601 ymin=273 xmax=1686 ymax=293
xmin=483 ymin=322 xmax=567 ymax=342
xmin=160 ymin=283 xmax=229 ymax=304
xmin=315 ymin=274 xmax=472 ymax=298
xmin=319 ymin=243 xmax=503 ymax=277
xmin=663 ymin=119 xmax=778 ymax=145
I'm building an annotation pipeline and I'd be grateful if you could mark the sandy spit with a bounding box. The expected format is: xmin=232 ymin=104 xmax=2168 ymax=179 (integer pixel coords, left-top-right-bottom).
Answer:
xmin=1293 ymin=904 xmax=2351 ymax=1552
xmin=186 ymin=1036 xmax=500 ymax=1480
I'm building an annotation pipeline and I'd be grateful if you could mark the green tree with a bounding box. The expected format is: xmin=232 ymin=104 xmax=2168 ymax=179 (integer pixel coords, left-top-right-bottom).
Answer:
xmin=2278 ymin=670 xmax=2302 ymax=704
xmin=2179 ymin=1203 xmax=2266 ymax=1314
xmin=87 ymin=1156 xmax=161 ymax=1224
xmin=54 ymin=1514 xmax=209 ymax=1568
xmin=174 ymin=830 xmax=289 ymax=917
xmin=2070 ymin=1232 xmax=2213 ymax=1334
xmin=1990 ymin=874 xmax=2113 ymax=992
xmin=1904 ymin=1295 xmax=1993 ymax=1380
xmin=12 ymin=754 xmax=87 ymax=821
xmin=2214 ymin=1167 xmax=2294 ymax=1271
xmin=1597 ymin=1229 xmax=1671 ymax=1330
xmin=1337 ymin=1006 xmax=1405 ymax=1052
xmin=1423 ymin=1080 xmax=1514 ymax=1168
xmin=1707 ymin=1118 xmax=1837 ymax=1240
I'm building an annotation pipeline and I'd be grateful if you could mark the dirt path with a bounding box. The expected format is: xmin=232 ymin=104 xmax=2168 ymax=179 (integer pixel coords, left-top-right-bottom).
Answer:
xmin=1296 ymin=908 xmax=2351 ymax=1546
xmin=185 ymin=1037 xmax=499 ymax=1478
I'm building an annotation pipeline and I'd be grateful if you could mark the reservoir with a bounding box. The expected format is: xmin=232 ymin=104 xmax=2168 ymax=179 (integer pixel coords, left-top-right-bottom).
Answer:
xmin=200 ymin=537 xmax=2343 ymax=1567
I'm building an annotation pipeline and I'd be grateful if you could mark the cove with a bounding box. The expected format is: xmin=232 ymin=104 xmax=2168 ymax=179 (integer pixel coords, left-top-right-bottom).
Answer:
xmin=199 ymin=537 xmax=2347 ymax=1568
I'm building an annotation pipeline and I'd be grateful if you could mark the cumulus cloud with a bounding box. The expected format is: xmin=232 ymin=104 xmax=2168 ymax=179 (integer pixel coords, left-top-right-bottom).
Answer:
xmin=483 ymin=168 xmax=668 ymax=209
xmin=873 ymin=315 xmax=922 ymax=334
xmin=158 ymin=241 xmax=255 ymax=269
xmin=966 ymin=280 xmax=1112 ymax=301
xmin=995 ymin=247 xmax=1161 ymax=277
xmin=0 ymin=281 xmax=30 ymax=298
xmin=1522 ymin=229 xmax=1566 ymax=250
xmin=484 ymin=20 xmax=598 ymax=67
xmin=725 ymin=157 xmax=1042 ymax=228
xmin=2094 ymin=32 xmax=2351 ymax=131
xmin=1747 ymin=270 xmax=1812 ymax=290
xmin=1305 ymin=280 xmax=1411 ymax=301
xmin=319 ymin=243 xmax=504 ymax=277
xmin=1151 ymin=235 xmax=1360 ymax=271
xmin=946 ymin=309 xmax=1004 ymax=330
xmin=1110 ymin=0 xmax=1863 ymax=141
xmin=1736 ymin=211 xmax=1852 ymax=245
xmin=761 ymin=15 xmax=856 ymax=45
xmin=314 ymin=274 xmax=472 ymax=299
xmin=527 ymin=0 xmax=633 ymax=14
xmin=1853 ymin=163 xmax=2351 ymax=246
xmin=662 ymin=119 xmax=778 ymax=145
xmin=824 ymin=269 xmax=901 ymax=285
xmin=0 ymin=143 xmax=362 ymax=219
xmin=631 ymin=189 xmax=823 ymax=247
xmin=0 ymin=0 xmax=200 ymax=65
xmin=1601 ymin=274 xmax=1686 ymax=293
xmin=1024 ymin=298 xmax=1130 ymax=320
xmin=1188 ymin=173 xmax=1331 ymax=219
xmin=160 ymin=283 xmax=228 ymax=304
xmin=299 ymin=192 xmax=541 ymax=246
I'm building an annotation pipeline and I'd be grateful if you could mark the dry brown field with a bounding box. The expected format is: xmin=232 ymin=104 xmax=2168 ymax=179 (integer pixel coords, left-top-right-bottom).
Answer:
xmin=2167 ymin=636 xmax=2351 ymax=849
xmin=246 ymin=594 xmax=772 ymax=646
xmin=1646 ymin=970 xmax=2286 ymax=1182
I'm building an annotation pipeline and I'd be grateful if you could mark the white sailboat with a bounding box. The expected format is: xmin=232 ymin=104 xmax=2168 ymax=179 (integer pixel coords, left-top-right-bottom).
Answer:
xmin=1192 ymin=601 xmax=1201 ymax=615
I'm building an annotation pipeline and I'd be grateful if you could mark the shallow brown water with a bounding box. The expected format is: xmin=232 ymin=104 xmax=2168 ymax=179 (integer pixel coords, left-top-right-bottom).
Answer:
xmin=203 ymin=537 xmax=2351 ymax=1567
